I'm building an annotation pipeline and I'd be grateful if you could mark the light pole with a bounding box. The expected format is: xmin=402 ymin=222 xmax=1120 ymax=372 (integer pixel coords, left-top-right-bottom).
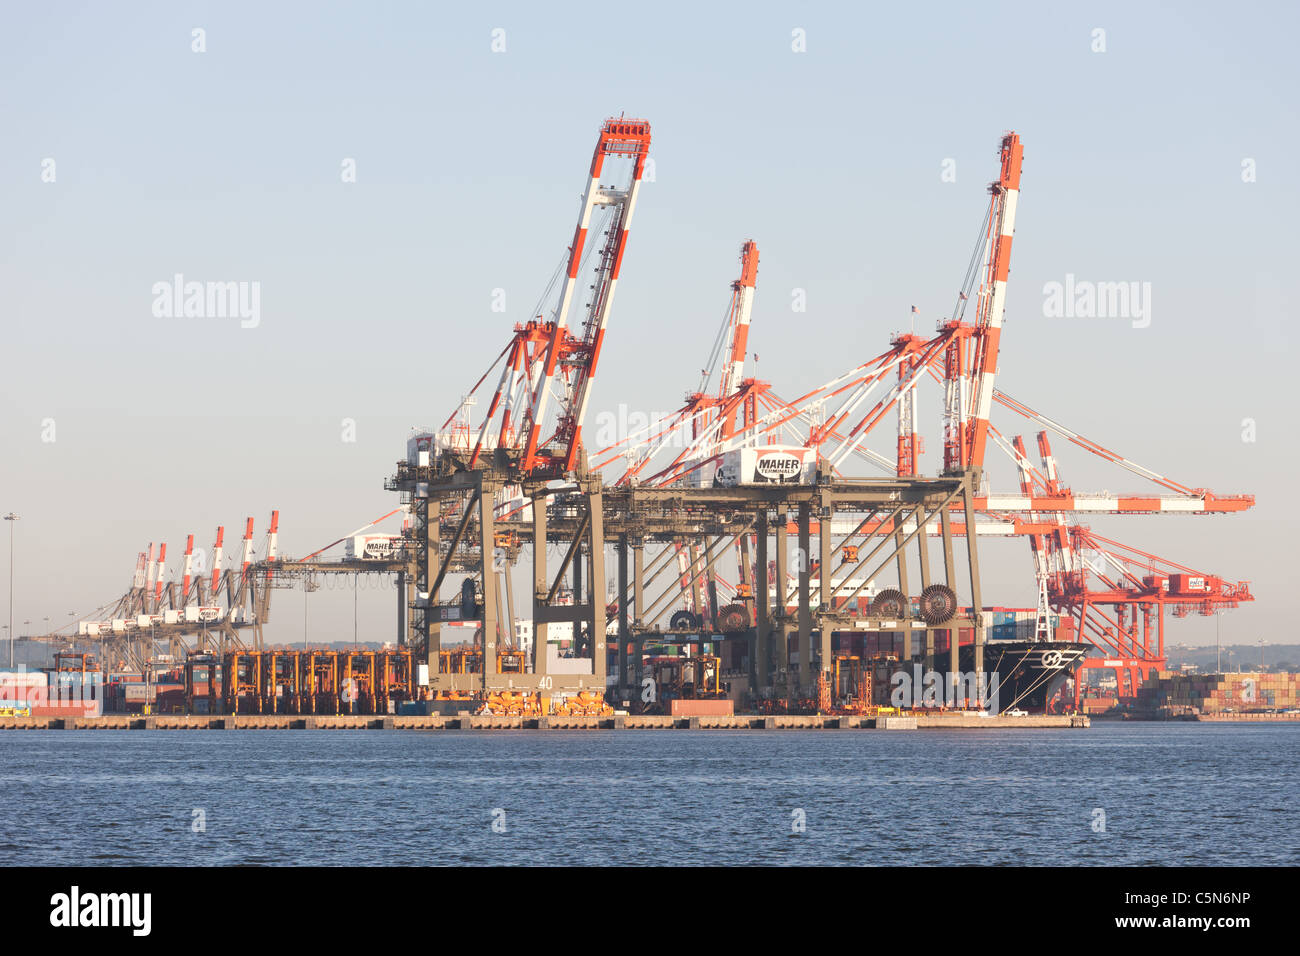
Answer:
xmin=4 ymin=513 xmax=18 ymax=669
xmin=1216 ymin=610 xmax=1222 ymax=674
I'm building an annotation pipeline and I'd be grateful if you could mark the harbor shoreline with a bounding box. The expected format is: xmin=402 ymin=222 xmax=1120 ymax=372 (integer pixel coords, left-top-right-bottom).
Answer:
xmin=0 ymin=713 xmax=1089 ymax=730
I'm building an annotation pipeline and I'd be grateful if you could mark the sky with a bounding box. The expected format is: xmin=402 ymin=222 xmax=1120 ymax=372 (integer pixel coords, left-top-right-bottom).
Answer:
xmin=1 ymin=1 xmax=1296 ymax=652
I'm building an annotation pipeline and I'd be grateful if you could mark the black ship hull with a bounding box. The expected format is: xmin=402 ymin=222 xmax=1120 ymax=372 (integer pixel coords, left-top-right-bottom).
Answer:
xmin=937 ymin=640 xmax=1088 ymax=713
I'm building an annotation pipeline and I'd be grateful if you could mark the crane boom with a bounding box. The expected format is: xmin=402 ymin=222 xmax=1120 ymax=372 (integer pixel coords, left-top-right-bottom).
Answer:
xmin=210 ymin=525 xmax=224 ymax=594
xmin=719 ymin=240 xmax=759 ymax=422
xmin=520 ymin=117 xmax=652 ymax=477
xmin=965 ymin=132 xmax=1023 ymax=470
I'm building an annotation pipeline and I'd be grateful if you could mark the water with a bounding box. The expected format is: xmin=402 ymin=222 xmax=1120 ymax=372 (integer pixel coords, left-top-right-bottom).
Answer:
xmin=1 ymin=723 xmax=1295 ymax=865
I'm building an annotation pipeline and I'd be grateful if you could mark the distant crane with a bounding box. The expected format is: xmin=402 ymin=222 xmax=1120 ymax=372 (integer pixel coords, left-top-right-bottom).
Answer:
xmin=1011 ymin=431 xmax=1252 ymax=704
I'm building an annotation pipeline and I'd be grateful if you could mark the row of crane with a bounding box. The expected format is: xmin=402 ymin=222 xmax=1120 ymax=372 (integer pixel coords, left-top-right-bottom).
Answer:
xmin=91 ymin=515 xmax=276 ymax=629
xmin=68 ymin=118 xmax=1252 ymax=709
xmin=566 ymin=128 xmax=1252 ymax=698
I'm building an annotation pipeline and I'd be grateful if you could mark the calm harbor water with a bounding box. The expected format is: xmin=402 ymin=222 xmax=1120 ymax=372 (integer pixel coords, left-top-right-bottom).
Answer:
xmin=1 ymin=723 xmax=1295 ymax=866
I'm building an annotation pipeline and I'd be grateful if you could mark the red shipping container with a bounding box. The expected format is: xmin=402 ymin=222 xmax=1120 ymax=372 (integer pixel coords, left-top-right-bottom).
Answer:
xmin=31 ymin=700 xmax=102 ymax=718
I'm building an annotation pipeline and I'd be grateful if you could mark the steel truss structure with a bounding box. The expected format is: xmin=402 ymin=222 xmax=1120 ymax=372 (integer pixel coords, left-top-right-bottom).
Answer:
xmin=46 ymin=122 xmax=1256 ymax=718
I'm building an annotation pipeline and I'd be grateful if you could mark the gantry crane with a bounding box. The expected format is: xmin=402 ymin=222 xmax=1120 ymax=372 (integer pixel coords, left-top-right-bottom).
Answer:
xmin=454 ymin=117 xmax=653 ymax=480
xmin=590 ymin=241 xmax=767 ymax=631
xmin=592 ymin=239 xmax=767 ymax=488
xmin=956 ymin=131 xmax=1023 ymax=474
xmin=388 ymin=117 xmax=654 ymax=708
xmin=65 ymin=126 xmax=1254 ymax=720
xmin=587 ymin=130 xmax=1253 ymax=709
xmin=79 ymin=512 xmax=281 ymax=670
xmin=1011 ymin=431 xmax=1252 ymax=705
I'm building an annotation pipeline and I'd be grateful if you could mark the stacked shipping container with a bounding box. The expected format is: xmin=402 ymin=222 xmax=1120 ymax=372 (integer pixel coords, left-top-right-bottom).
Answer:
xmin=1135 ymin=672 xmax=1299 ymax=715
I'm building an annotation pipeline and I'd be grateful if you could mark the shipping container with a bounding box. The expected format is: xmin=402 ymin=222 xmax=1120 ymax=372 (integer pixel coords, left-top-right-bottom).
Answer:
xmin=31 ymin=699 xmax=102 ymax=718
xmin=669 ymin=699 xmax=733 ymax=717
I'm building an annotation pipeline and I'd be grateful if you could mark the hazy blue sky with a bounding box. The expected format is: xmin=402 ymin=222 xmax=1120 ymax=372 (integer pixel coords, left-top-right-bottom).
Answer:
xmin=1 ymin=1 xmax=1295 ymax=652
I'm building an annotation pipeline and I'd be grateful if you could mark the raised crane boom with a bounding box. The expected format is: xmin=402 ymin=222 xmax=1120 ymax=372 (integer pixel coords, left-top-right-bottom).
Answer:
xmin=964 ymin=132 xmax=1023 ymax=470
xmin=520 ymin=117 xmax=652 ymax=477
xmin=718 ymin=239 xmax=759 ymax=437
xmin=590 ymin=240 xmax=762 ymax=487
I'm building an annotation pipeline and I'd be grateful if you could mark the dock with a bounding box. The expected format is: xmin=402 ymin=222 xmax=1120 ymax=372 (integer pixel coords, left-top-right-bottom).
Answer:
xmin=0 ymin=713 xmax=1088 ymax=731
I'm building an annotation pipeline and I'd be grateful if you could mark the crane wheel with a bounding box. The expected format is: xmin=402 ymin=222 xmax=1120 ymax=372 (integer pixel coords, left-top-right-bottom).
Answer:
xmin=717 ymin=603 xmax=752 ymax=633
xmin=919 ymin=584 xmax=958 ymax=624
xmin=871 ymin=588 xmax=908 ymax=619
xmin=669 ymin=610 xmax=700 ymax=631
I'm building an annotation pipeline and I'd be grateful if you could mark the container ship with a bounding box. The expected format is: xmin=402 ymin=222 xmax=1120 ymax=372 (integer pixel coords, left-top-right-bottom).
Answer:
xmin=826 ymin=607 xmax=1088 ymax=713
xmin=945 ymin=638 xmax=1088 ymax=713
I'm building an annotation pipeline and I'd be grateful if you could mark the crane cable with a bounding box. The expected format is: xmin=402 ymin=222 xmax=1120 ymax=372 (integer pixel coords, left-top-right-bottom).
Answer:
xmin=953 ymin=195 xmax=995 ymax=322
xmin=697 ymin=296 xmax=737 ymax=395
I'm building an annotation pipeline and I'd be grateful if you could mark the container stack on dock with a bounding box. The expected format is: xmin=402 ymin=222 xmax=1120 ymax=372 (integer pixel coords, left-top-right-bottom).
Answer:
xmin=1134 ymin=671 xmax=1299 ymax=719
xmin=0 ymin=669 xmax=102 ymax=719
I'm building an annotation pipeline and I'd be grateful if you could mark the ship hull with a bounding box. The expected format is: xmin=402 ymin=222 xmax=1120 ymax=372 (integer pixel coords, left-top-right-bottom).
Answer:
xmin=938 ymin=640 xmax=1088 ymax=713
